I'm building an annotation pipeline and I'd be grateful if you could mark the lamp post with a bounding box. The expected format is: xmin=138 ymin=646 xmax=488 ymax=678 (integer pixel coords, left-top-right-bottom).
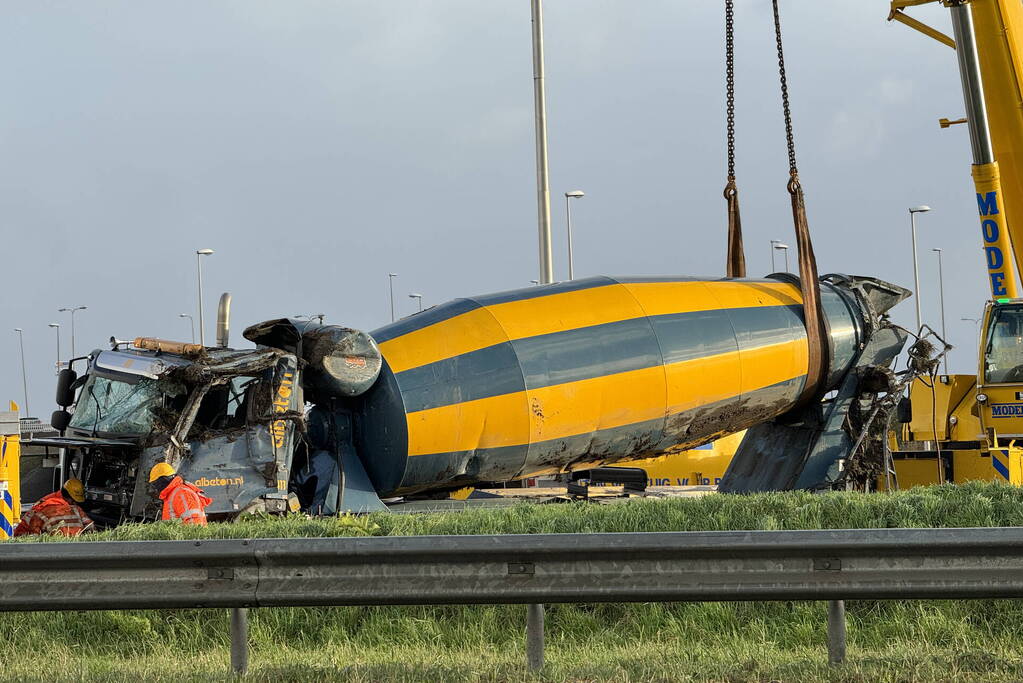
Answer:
xmin=388 ymin=273 xmax=398 ymax=322
xmin=196 ymin=249 xmax=214 ymax=346
xmin=775 ymin=243 xmax=790 ymax=272
xmin=409 ymin=293 xmax=423 ymax=313
xmin=933 ymin=247 xmax=948 ymax=374
xmin=58 ymin=306 xmax=87 ymax=360
xmin=47 ymin=323 xmax=61 ymax=375
xmin=564 ymin=190 xmax=585 ymax=280
xmin=531 ymin=0 xmax=554 ymax=284
xmin=13 ymin=328 xmax=28 ymax=415
xmin=909 ymin=206 xmax=932 ymax=331
xmin=179 ymin=313 xmax=195 ymax=343
xmin=770 ymin=240 xmax=781 ymax=272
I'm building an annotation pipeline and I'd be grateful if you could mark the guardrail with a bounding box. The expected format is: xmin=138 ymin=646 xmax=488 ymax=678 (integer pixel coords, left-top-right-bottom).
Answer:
xmin=4 ymin=527 xmax=1023 ymax=673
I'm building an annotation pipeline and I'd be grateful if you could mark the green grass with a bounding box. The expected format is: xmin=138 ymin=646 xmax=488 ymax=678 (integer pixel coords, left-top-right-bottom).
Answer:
xmin=6 ymin=483 xmax=1023 ymax=681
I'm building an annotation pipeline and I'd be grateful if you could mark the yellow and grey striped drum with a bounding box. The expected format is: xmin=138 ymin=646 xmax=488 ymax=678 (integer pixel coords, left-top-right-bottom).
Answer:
xmin=358 ymin=276 xmax=863 ymax=497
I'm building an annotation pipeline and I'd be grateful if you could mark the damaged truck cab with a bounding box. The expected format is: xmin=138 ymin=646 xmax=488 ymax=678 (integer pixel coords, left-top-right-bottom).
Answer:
xmin=50 ymin=339 xmax=304 ymax=522
xmin=39 ymin=315 xmax=384 ymax=524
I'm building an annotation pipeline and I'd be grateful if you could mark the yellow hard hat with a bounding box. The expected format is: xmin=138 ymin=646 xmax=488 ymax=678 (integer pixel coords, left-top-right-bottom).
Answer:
xmin=148 ymin=462 xmax=176 ymax=483
xmin=62 ymin=478 xmax=85 ymax=503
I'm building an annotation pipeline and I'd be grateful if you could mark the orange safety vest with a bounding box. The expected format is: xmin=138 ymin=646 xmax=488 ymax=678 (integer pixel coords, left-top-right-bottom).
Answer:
xmin=158 ymin=476 xmax=212 ymax=526
xmin=13 ymin=491 xmax=94 ymax=537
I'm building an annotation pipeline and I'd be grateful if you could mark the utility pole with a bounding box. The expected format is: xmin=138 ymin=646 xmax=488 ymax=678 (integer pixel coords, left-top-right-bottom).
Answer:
xmin=13 ymin=328 xmax=28 ymax=415
xmin=388 ymin=273 xmax=398 ymax=322
xmin=933 ymin=248 xmax=949 ymax=374
xmin=531 ymin=0 xmax=554 ymax=284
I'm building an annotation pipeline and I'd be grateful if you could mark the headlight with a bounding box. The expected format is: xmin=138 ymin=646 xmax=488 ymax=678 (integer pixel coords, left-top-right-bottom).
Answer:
xmin=977 ymin=393 xmax=988 ymax=403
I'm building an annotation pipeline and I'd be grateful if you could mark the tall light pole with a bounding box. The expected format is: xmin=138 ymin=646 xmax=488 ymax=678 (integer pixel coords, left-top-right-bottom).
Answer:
xmin=774 ymin=243 xmax=790 ymax=272
xmin=531 ymin=0 xmax=554 ymax=284
xmin=408 ymin=293 xmax=423 ymax=313
xmin=909 ymin=206 xmax=932 ymax=331
xmin=58 ymin=306 xmax=87 ymax=360
xmin=196 ymin=249 xmax=214 ymax=346
xmin=47 ymin=323 xmax=61 ymax=375
xmin=13 ymin=328 xmax=28 ymax=415
xmin=388 ymin=273 xmax=398 ymax=322
xmin=933 ymin=247 xmax=949 ymax=374
xmin=770 ymin=240 xmax=782 ymax=271
xmin=564 ymin=190 xmax=585 ymax=280
xmin=179 ymin=313 xmax=195 ymax=343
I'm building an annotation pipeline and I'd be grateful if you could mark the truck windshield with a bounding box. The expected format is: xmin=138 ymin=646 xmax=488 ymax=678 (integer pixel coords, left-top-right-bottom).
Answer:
xmin=985 ymin=306 xmax=1023 ymax=383
xmin=69 ymin=375 xmax=184 ymax=435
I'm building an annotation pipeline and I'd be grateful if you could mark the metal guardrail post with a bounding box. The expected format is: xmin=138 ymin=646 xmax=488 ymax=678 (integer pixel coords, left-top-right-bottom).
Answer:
xmin=230 ymin=607 xmax=249 ymax=675
xmin=526 ymin=603 xmax=545 ymax=670
xmin=827 ymin=600 xmax=846 ymax=665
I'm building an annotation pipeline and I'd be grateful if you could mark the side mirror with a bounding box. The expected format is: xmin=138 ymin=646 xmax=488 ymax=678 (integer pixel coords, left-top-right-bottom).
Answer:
xmin=50 ymin=409 xmax=71 ymax=432
xmin=55 ymin=369 xmax=78 ymax=408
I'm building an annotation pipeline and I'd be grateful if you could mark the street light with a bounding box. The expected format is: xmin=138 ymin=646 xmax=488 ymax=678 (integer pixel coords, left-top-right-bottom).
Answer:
xmin=294 ymin=314 xmax=326 ymax=324
xmin=58 ymin=306 xmax=87 ymax=360
xmin=774 ymin=242 xmax=790 ymax=272
xmin=196 ymin=249 xmax=215 ymax=346
xmin=933 ymin=248 xmax=948 ymax=374
xmin=564 ymin=190 xmax=585 ymax=280
xmin=408 ymin=293 xmax=423 ymax=313
xmin=769 ymin=240 xmax=782 ymax=271
xmin=47 ymin=323 xmax=61 ymax=375
xmin=909 ymin=205 xmax=932 ymax=331
xmin=179 ymin=313 xmax=195 ymax=343
xmin=388 ymin=273 xmax=398 ymax=322
xmin=13 ymin=328 xmax=28 ymax=415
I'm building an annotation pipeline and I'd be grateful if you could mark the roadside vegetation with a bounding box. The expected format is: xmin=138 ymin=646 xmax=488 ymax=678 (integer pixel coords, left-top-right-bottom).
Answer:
xmin=5 ymin=482 xmax=1023 ymax=682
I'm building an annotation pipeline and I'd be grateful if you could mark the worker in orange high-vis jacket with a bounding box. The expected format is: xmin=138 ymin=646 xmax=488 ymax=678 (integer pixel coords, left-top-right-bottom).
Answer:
xmin=148 ymin=462 xmax=212 ymax=526
xmin=14 ymin=478 xmax=94 ymax=537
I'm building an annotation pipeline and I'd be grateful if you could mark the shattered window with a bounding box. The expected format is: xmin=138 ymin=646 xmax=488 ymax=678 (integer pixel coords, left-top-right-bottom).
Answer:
xmin=985 ymin=306 xmax=1023 ymax=383
xmin=69 ymin=376 xmax=185 ymax=435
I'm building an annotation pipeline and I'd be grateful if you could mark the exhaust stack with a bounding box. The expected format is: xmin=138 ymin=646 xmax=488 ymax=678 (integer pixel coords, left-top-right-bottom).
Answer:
xmin=216 ymin=293 xmax=231 ymax=348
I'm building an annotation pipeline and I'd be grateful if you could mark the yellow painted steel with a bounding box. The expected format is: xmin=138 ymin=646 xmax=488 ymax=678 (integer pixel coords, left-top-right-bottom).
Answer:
xmin=973 ymin=0 xmax=1023 ymax=283
xmin=973 ymin=162 xmax=1021 ymax=298
xmin=0 ymin=402 xmax=21 ymax=538
xmin=405 ymin=339 xmax=808 ymax=458
xmin=379 ymin=280 xmax=802 ymax=375
xmin=630 ymin=432 xmax=745 ymax=487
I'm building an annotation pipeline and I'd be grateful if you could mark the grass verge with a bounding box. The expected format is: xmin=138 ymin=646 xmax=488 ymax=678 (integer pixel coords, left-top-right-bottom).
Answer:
xmin=5 ymin=482 xmax=1023 ymax=681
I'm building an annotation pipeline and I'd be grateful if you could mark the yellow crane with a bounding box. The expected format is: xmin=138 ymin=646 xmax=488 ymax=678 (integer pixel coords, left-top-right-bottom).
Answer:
xmin=888 ymin=0 xmax=1023 ymax=486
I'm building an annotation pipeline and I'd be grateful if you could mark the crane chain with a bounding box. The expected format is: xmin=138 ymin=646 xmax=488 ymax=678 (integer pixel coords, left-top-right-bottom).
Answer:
xmin=723 ymin=0 xmax=746 ymax=278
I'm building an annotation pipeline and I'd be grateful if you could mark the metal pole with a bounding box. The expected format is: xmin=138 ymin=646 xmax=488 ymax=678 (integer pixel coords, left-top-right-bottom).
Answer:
xmin=935 ymin=249 xmax=948 ymax=374
xmin=388 ymin=273 xmax=397 ymax=322
xmin=526 ymin=603 xmax=545 ymax=670
xmin=69 ymin=310 xmax=76 ymax=361
xmin=950 ymin=2 xmax=994 ymax=165
xmin=783 ymin=248 xmax=789 ymax=273
xmin=531 ymin=0 xmax=554 ymax=284
xmin=911 ymin=211 xmax=922 ymax=331
xmin=827 ymin=600 xmax=846 ymax=665
xmin=566 ymin=195 xmax=574 ymax=280
xmin=188 ymin=317 xmax=195 ymax=343
xmin=770 ymin=241 xmax=778 ymax=272
xmin=230 ymin=607 xmax=249 ymax=675
xmin=15 ymin=330 xmax=28 ymax=415
xmin=197 ymin=253 xmax=206 ymax=347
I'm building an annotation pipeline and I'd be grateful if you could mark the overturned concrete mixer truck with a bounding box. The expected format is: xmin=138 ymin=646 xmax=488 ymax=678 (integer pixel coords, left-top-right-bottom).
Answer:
xmin=28 ymin=273 xmax=911 ymax=523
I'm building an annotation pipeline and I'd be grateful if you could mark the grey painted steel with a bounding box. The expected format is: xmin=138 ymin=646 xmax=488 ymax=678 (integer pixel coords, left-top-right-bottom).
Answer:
xmin=530 ymin=0 xmax=553 ymax=284
xmin=230 ymin=607 xmax=248 ymax=675
xmin=828 ymin=600 xmax=845 ymax=666
xmin=6 ymin=528 xmax=1023 ymax=611
xmin=526 ymin=604 xmax=545 ymax=670
xmin=950 ymin=2 xmax=995 ymax=165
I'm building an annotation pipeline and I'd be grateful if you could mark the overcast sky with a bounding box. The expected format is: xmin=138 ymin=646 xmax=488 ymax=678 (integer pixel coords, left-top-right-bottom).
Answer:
xmin=0 ymin=2 xmax=985 ymax=418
